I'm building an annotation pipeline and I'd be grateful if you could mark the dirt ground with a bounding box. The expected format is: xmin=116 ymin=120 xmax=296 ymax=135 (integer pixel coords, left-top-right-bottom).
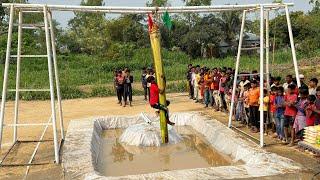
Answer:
xmin=0 ymin=93 xmax=319 ymax=180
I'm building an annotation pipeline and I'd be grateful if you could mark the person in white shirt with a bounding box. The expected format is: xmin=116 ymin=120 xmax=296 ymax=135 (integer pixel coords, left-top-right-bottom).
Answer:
xmin=282 ymin=75 xmax=294 ymax=93
xmin=309 ymin=78 xmax=318 ymax=95
xmin=238 ymin=74 xmax=250 ymax=97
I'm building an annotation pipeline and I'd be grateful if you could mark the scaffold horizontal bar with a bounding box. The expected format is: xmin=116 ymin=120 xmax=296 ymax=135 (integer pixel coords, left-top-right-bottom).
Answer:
xmin=0 ymin=162 xmax=51 ymax=167
xmin=4 ymin=123 xmax=53 ymax=127
xmin=2 ymin=3 xmax=294 ymax=13
xmin=8 ymin=89 xmax=50 ymax=92
xmin=11 ymin=55 xmax=48 ymax=58
xmin=237 ymin=73 xmax=269 ymax=77
xmin=241 ymin=47 xmax=261 ymax=50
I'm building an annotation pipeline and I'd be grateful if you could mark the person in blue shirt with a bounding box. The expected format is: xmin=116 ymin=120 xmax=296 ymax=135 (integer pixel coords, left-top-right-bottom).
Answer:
xmin=275 ymin=86 xmax=286 ymax=142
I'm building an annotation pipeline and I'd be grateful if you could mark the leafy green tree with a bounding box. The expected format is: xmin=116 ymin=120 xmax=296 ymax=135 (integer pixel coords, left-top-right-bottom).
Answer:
xmin=68 ymin=0 xmax=109 ymax=54
xmin=218 ymin=11 xmax=242 ymax=46
xmin=183 ymin=0 xmax=211 ymax=6
xmin=146 ymin=0 xmax=168 ymax=7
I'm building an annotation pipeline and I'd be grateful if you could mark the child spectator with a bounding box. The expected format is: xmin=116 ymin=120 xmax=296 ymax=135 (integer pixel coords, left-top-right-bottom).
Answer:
xmin=204 ymin=70 xmax=212 ymax=108
xmin=274 ymin=87 xmax=285 ymax=141
xmin=248 ymin=80 xmax=260 ymax=133
xmin=219 ymin=70 xmax=227 ymax=111
xmin=306 ymin=95 xmax=317 ymax=126
xmin=212 ymin=69 xmax=221 ymax=109
xmin=193 ymin=69 xmax=200 ymax=103
xmin=235 ymin=87 xmax=243 ymax=122
xmin=309 ymin=78 xmax=318 ymax=95
xmin=123 ymin=69 xmax=133 ymax=107
xmin=115 ymin=70 xmax=124 ymax=106
xmin=251 ymin=70 xmax=259 ymax=81
xmin=187 ymin=64 xmax=194 ymax=99
xmin=271 ymin=77 xmax=282 ymax=88
xmin=260 ymin=89 xmax=270 ymax=134
xmin=284 ymin=84 xmax=298 ymax=143
xmin=314 ymin=86 xmax=320 ymax=125
xmin=243 ymin=83 xmax=251 ymax=125
xmin=198 ymin=73 xmax=205 ymax=102
xmin=141 ymin=68 xmax=148 ymax=101
xmin=269 ymin=86 xmax=277 ymax=136
xmin=147 ymin=76 xmax=175 ymax=126
xmin=289 ymin=88 xmax=309 ymax=146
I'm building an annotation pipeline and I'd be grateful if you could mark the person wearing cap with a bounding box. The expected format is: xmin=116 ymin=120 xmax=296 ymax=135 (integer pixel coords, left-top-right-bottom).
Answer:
xmin=299 ymin=74 xmax=308 ymax=90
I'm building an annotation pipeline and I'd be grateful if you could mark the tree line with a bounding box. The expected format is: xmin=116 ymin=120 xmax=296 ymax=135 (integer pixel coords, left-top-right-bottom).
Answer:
xmin=1 ymin=0 xmax=320 ymax=60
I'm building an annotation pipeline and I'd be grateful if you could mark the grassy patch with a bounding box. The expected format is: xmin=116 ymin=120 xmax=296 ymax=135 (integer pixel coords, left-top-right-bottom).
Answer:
xmin=0 ymin=48 xmax=319 ymax=100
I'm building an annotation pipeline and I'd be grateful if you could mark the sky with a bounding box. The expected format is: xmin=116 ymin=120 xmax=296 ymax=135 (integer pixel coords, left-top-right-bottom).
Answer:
xmin=27 ymin=0 xmax=314 ymax=28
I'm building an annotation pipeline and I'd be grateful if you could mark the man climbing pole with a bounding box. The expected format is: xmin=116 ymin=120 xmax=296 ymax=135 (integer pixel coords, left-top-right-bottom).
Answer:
xmin=148 ymin=12 xmax=173 ymax=143
xmin=147 ymin=76 xmax=175 ymax=127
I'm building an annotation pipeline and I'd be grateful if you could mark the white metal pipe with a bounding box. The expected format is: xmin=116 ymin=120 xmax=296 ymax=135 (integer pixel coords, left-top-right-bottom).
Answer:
xmin=259 ymin=5 xmax=265 ymax=148
xmin=11 ymin=55 xmax=48 ymax=58
xmin=43 ymin=6 xmax=59 ymax=163
xmin=265 ymin=10 xmax=270 ymax=90
xmin=8 ymin=89 xmax=50 ymax=92
xmin=4 ymin=123 xmax=52 ymax=127
xmin=237 ymin=73 xmax=269 ymax=77
xmin=285 ymin=5 xmax=300 ymax=87
xmin=228 ymin=10 xmax=246 ymax=128
xmin=2 ymin=3 xmax=294 ymax=13
xmin=0 ymin=5 xmax=14 ymax=149
xmin=13 ymin=10 xmax=23 ymax=143
xmin=48 ymin=11 xmax=65 ymax=140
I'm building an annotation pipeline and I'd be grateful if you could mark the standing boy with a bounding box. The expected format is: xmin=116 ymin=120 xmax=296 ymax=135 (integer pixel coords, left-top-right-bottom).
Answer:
xmin=248 ymin=80 xmax=260 ymax=133
xmin=284 ymin=84 xmax=297 ymax=143
xmin=274 ymin=87 xmax=285 ymax=141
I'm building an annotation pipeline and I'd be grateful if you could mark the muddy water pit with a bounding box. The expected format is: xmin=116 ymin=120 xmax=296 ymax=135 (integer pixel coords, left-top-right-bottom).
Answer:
xmin=62 ymin=112 xmax=302 ymax=179
xmin=97 ymin=126 xmax=238 ymax=176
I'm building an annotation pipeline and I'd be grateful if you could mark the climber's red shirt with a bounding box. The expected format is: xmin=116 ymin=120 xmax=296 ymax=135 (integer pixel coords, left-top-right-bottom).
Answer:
xmin=149 ymin=83 xmax=159 ymax=106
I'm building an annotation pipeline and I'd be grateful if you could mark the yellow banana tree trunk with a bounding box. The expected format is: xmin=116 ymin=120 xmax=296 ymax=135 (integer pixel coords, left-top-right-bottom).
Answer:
xmin=149 ymin=27 xmax=169 ymax=144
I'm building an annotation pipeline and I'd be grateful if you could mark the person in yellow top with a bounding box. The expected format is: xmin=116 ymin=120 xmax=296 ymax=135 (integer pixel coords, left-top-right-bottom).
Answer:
xmin=193 ymin=70 xmax=201 ymax=102
xmin=259 ymin=89 xmax=269 ymax=134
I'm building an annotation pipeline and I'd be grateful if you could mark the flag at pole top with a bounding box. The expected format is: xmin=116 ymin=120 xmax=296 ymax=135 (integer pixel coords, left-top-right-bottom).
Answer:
xmin=148 ymin=13 xmax=154 ymax=32
xmin=162 ymin=11 xmax=172 ymax=30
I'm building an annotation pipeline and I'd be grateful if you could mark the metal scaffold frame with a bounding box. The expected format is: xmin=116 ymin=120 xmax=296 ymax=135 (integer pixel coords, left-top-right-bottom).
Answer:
xmin=0 ymin=3 xmax=299 ymax=168
xmin=0 ymin=4 xmax=64 ymax=167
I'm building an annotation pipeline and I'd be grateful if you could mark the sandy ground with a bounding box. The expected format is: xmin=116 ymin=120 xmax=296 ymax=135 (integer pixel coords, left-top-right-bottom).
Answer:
xmin=0 ymin=93 xmax=319 ymax=179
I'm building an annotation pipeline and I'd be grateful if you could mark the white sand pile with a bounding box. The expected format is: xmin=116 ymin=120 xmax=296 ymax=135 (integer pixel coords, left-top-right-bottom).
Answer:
xmin=119 ymin=122 xmax=182 ymax=147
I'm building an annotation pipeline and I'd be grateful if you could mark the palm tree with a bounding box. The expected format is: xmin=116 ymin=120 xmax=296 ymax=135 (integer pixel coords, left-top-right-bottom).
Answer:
xmin=218 ymin=11 xmax=242 ymax=47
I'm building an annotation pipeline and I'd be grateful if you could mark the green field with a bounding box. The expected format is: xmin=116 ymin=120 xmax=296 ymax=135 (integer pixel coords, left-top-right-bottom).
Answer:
xmin=0 ymin=48 xmax=318 ymax=100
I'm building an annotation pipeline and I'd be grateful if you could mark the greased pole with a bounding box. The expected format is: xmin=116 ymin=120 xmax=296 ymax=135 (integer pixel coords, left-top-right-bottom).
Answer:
xmin=149 ymin=15 xmax=169 ymax=144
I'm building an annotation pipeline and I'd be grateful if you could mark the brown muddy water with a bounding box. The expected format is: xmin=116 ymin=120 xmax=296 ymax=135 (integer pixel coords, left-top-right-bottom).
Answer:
xmin=96 ymin=126 xmax=240 ymax=177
